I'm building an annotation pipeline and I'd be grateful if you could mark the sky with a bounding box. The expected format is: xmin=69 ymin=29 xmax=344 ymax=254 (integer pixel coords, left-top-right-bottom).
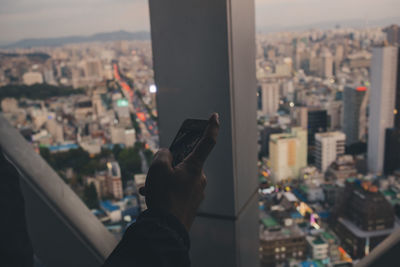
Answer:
xmin=0 ymin=0 xmax=399 ymax=45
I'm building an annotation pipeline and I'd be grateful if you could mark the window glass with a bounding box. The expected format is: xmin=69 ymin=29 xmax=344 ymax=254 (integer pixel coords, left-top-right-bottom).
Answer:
xmin=0 ymin=0 xmax=155 ymax=240
xmin=257 ymin=0 xmax=399 ymax=264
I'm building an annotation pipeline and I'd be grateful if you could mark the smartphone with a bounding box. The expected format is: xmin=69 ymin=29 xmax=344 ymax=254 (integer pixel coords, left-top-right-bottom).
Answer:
xmin=169 ymin=119 xmax=209 ymax=167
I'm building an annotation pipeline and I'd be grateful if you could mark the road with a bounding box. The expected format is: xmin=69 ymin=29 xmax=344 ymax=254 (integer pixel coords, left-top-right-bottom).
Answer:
xmin=113 ymin=63 xmax=159 ymax=172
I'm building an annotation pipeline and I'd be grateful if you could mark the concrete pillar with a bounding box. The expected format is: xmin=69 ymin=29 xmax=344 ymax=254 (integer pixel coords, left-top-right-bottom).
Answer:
xmin=149 ymin=0 xmax=259 ymax=266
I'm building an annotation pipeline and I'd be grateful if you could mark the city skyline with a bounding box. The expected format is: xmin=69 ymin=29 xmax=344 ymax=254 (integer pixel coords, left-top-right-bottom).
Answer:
xmin=1 ymin=0 xmax=400 ymax=45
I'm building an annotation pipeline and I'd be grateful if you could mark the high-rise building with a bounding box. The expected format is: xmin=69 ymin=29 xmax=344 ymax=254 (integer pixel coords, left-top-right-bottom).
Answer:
xmin=343 ymin=85 xmax=368 ymax=145
xmin=326 ymin=101 xmax=342 ymax=130
xmin=320 ymin=49 xmax=333 ymax=78
xmin=315 ymin=132 xmax=346 ymax=173
xmin=384 ymin=128 xmax=400 ymax=175
xmin=368 ymin=46 xmax=399 ymax=174
xmin=269 ymin=127 xmax=307 ymax=182
xmin=333 ymin=179 xmax=395 ymax=259
xmin=334 ymin=45 xmax=344 ymax=72
xmin=295 ymin=106 xmax=308 ymax=129
xmin=260 ymin=126 xmax=283 ymax=157
xmin=308 ymin=109 xmax=328 ymax=146
xmin=260 ymin=81 xmax=280 ymax=116
xmin=383 ymin=25 xmax=400 ymax=46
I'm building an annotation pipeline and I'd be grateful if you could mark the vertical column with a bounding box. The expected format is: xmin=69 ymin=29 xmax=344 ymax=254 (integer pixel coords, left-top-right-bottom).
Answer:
xmin=148 ymin=0 xmax=259 ymax=266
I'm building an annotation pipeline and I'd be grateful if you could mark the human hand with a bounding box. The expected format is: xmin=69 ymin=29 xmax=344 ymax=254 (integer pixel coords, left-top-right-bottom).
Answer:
xmin=139 ymin=113 xmax=220 ymax=231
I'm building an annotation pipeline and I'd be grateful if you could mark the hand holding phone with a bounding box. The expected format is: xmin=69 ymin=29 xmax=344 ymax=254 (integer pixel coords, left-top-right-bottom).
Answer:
xmin=169 ymin=119 xmax=209 ymax=167
xmin=139 ymin=113 xmax=219 ymax=231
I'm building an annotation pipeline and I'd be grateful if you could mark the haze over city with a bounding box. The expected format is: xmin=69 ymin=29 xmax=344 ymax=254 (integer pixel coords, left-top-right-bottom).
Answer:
xmin=1 ymin=0 xmax=400 ymax=44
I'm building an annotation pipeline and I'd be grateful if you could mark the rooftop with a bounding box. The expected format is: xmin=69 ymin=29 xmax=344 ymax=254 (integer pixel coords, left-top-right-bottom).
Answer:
xmin=100 ymin=200 xmax=120 ymax=212
xmin=260 ymin=224 xmax=305 ymax=241
xmin=261 ymin=217 xmax=279 ymax=229
xmin=321 ymin=231 xmax=335 ymax=241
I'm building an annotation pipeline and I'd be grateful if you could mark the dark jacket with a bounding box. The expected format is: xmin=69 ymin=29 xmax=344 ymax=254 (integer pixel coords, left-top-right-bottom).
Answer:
xmin=103 ymin=209 xmax=191 ymax=267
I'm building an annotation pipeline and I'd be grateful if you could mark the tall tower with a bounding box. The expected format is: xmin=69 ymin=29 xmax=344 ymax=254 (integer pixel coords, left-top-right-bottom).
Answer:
xmin=368 ymin=46 xmax=399 ymax=174
xmin=343 ymin=85 xmax=368 ymax=145
xmin=320 ymin=49 xmax=333 ymax=78
xmin=260 ymin=81 xmax=280 ymax=116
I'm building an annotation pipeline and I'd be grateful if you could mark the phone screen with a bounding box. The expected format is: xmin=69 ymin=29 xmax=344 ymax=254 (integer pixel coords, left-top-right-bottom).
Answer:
xmin=169 ymin=119 xmax=208 ymax=167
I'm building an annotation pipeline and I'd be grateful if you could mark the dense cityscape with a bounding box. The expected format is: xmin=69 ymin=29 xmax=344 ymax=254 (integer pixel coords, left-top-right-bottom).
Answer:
xmin=1 ymin=23 xmax=400 ymax=266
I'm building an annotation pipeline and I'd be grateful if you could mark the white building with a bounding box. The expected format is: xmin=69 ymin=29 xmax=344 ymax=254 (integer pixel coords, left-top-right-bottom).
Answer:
xmin=23 ymin=71 xmax=43 ymax=85
xmin=46 ymin=119 xmax=64 ymax=143
xmin=111 ymin=127 xmax=136 ymax=147
xmin=106 ymin=162 xmax=124 ymax=200
xmin=306 ymin=236 xmax=329 ymax=260
xmin=315 ymin=132 xmax=346 ymax=173
xmin=80 ymin=138 xmax=102 ymax=155
xmin=368 ymin=46 xmax=398 ymax=174
xmin=260 ymin=82 xmax=280 ymax=116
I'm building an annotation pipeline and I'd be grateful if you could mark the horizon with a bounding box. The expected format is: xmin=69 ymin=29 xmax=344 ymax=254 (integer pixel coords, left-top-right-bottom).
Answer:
xmin=1 ymin=0 xmax=399 ymax=46
xmin=2 ymin=18 xmax=399 ymax=48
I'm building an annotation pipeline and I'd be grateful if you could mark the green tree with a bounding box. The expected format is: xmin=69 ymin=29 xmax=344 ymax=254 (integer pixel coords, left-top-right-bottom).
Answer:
xmin=112 ymin=144 xmax=123 ymax=158
xmin=0 ymin=84 xmax=84 ymax=101
xmin=144 ymin=149 xmax=154 ymax=166
xmin=117 ymin=146 xmax=142 ymax=182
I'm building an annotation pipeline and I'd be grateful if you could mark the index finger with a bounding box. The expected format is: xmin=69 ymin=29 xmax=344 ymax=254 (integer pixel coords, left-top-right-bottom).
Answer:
xmin=184 ymin=113 xmax=220 ymax=168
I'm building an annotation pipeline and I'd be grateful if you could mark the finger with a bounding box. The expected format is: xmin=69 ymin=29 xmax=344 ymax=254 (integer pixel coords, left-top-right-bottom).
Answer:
xmin=185 ymin=113 xmax=220 ymax=168
xmin=151 ymin=148 xmax=174 ymax=171
xmin=143 ymin=148 xmax=173 ymax=194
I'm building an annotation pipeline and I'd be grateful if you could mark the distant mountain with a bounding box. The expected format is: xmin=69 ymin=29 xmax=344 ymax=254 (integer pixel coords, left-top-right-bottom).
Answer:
xmin=257 ymin=16 xmax=400 ymax=33
xmin=3 ymin=30 xmax=151 ymax=49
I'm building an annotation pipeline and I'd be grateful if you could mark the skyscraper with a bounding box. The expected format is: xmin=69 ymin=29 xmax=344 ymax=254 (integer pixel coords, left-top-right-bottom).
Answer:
xmin=383 ymin=25 xmax=400 ymax=46
xmin=343 ymin=85 xmax=368 ymax=145
xmin=384 ymin=128 xmax=400 ymax=175
xmin=295 ymin=106 xmax=308 ymax=129
xmin=368 ymin=46 xmax=399 ymax=174
xmin=320 ymin=49 xmax=333 ymax=78
xmin=260 ymin=81 xmax=280 ymax=116
xmin=308 ymin=109 xmax=328 ymax=146
xmin=315 ymin=132 xmax=346 ymax=173
xmin=269 ymin=127 xmax=307 ymax=182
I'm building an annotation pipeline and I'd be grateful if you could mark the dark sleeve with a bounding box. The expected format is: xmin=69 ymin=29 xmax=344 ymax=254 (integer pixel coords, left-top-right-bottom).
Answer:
xmin=102 ymin=209 xmax=191 ymax=267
